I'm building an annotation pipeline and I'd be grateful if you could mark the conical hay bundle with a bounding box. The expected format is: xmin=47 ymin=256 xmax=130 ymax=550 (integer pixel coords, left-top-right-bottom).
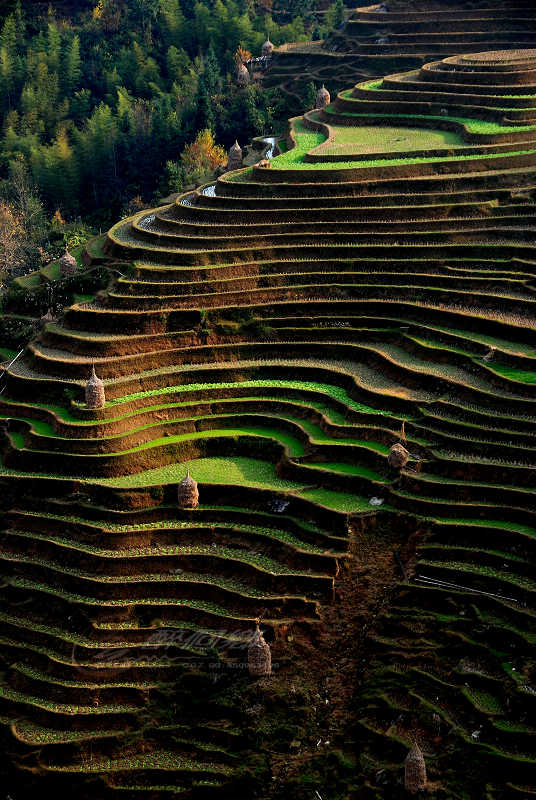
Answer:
xmin=248 ymin=624 xmax=271 ymax=677
xmin=316 ymin=85 xmax=330 ymax=109
xmin=177 ymin=469 xmax=199 ymax=509
xmin=404 ymin=742 xmax=427 ymax=794
xmin=236 ymin=62 xmax=250 ymax=87
xmin=227 ymin=140 xmax=243 ymax=170
xmin=85 ymin=366 xmax=105 ymax=410
xmin=262 ymin=38 xmax=274 ymax=57
xmin=388 ymin=442 xmax=410 ymax=469
xmin=59 ymin=248 xmax=78 ymax=277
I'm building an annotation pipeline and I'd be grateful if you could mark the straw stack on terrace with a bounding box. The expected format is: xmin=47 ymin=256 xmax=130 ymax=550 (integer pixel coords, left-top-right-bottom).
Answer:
xmin=404 ymin=741 xmax=427 ymax=794
xmin=315 ymin=84 xmax=330 ymax=109
xmin=85 ymin=366 xmax=105 ymax=409
xmin=59 ymin=248 xmax=78 ymax=277
xmin=262 ymin=38 xmax=274 ymax=57
xmin=236 ymin=62 xmax=250 ymax=87
xmin=227 ymin=140 xmax=243 ymax=171
xmin=177 ymin=469 xmax=199 ymax=509
xmin=388 ymin=442 xmax=410 ymax=469
xmin=248 ymin=623 xmax=272 ymax=677
xmin=39 ymin=308 xmax=55 ymax=326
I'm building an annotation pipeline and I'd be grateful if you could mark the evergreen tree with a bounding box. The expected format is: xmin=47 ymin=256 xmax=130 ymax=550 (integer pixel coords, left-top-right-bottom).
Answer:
xmin=74 ymin=103 xmax=119 ymax=209
xmin=193 ymin=2 xmax=212 ymax=51
xmin=159 ymin=0 xmax=187 ymax=48
xmin=70 ymin=88 xmax=92 ymax=123
xmin=0 ymin=47 xmax=14 ymax=111
xmin=166 ymin=45 xmax=192 ymax=86
xmin=63 ymin=35 xmax=82 ymax=96
xmin=304 ymin=80 xmax=317 ymax=110
xmin=203 ymin=43 xmax=221 ymax=98
xmin=193 ymin=75 xmax=215 ymax=133
xmin=0 ymin=14 xmax=17 ymax=57
xmin=46 ymin=22 xmax=61 ymax=73
xmin=326 ymin=0 xmax=345 ymax=29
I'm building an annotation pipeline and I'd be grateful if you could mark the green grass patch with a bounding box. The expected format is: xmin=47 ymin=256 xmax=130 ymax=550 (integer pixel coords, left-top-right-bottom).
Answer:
xmin=8 ymin=432 xmax=25 ymax=449
xmin=320 ymin=121 xmax=465 ymax=156
xmin=103 ymin=457 xmax=307 ymax=490
xmin=485 ymin=363 xmax=536 ymax=384
xmin=302 ymin=461 xmax=386 ymax=480
xmin=108 ymin=379 xmax=382 ymax=415
xmin=13 ymin=271 xmax=41 ymax=289
xmin=13 ymin=514 xmax=333 ymax=554
xmin=299 ymin=488 xmax=375 ymax=512
xmin=463 ymin=687 xmax=505 ymax=715
xmin=270 ymin=118 xmax=325 ymax=169
xmin=337 ymin=87 xmax=536 ymax=134
xmin=273 ymin=125 xmax=536 ymax=169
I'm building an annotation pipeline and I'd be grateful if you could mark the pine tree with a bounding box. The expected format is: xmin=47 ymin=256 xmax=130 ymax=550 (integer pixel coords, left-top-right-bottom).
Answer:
xmin=304 ymin=81 xmax=317 ymax=110
xmin=0 ymin=14 xmax=17 ymax=57
xmin=54 ymin=129 xmax=79 ymax=214
xmin=166 ymin=45 xmax=192 ymax=86
xmin=203 ymin=43 xmax=221 ymax=98
xmin=74 ymin=103 xmax=119 ymax=208
xmin=46 ymin=22 xmax=61 ymax=72
xmin=63 ymin=34 xmax=82 ymax=96
xmin=12 ymin=1 xmax=25 ymax=47
xmin=70 ymin=89 xmax=91 ymax=123
xmin=159 ymin=0 xmax=186 ymax=48
xmin=194 ymin=76 xmax=215 ymax=133
xmin=193 ymin=2 xmax=212 ymax=51
xmin=0 ymin=47 xmax=14 ymax=111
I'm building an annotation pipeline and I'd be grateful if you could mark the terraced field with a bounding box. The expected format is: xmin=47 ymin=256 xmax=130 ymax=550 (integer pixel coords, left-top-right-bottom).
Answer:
xmin=0 ymin=49 xmax=535 ymax=798
xmin=265 ymin=0 xmax=536 ymax=111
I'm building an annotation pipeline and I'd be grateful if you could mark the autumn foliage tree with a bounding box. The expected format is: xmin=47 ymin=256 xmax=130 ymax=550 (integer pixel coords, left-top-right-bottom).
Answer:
xmin=235 ymin=46 xmax=252 ymax=66
xmin=0 ymin=202 xmax=24 ymax=286
xmin=179 ymin=128 xmax=226 ymax=186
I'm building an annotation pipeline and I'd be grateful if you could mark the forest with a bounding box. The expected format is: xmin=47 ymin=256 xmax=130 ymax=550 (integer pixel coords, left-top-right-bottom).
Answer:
xmin=0 ymin=0 xmax=346 ymax=281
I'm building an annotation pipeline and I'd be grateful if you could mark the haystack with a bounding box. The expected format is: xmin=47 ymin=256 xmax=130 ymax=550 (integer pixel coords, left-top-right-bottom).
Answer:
xmin=85 ymin=366 xmax=105 ymax=409
xmin=237 ymin=62 xmax=250 ymax=87
xmin=177 ymin=469 xmax=199 ymax=509
xmin=248 ymin=622 xmax=271 ymax=677
xmin=59 ymin=248 xmax=78 ymax=277
xmin=404 ymin=741 xmax=427 ymax=794
xmin=227 ymin=140 xmax=243 ymax=171
xmin=316 ymin=85 xmax=330 ymax=109
xmin=388 ymin=442 xmax=410 ymax=469
xmin=262 ymin=38 xmax=274 ymax=57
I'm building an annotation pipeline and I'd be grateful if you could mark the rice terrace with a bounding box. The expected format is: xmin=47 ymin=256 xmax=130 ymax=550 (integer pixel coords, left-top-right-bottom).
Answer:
xmin=0 ymin=1 xmax=535 ymax=799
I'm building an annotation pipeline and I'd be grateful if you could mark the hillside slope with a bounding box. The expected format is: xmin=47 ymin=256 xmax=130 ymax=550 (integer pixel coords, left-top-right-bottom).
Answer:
xmin=0 ymin=48 xmax=535 ymax=799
